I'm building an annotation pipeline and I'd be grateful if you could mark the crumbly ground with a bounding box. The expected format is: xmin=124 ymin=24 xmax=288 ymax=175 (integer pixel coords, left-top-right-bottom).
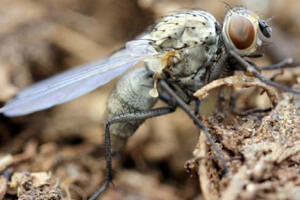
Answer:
xmin=0 ymin=0 xmax=300 ymax=199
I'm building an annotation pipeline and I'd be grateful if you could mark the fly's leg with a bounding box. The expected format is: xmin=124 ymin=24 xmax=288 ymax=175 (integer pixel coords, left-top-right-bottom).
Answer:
xmin=208 ymin=53 xmax=230 ymax=82
xmin=160 ymin=92 xmax=201 ymax=116
xmin=158 ymin=92 xmax=175 ymax=106
xmin=194 ymin=99 xmax=201 ymax=116
xmin=230 ymin=50 xmax=300 ymax=95
xmin=89 ymin=107 xmax=175 ymax=200
xmin=244 ymin=58 xmax=293 ymax=72
xmin=254 ymin=58 xmax=294 ymax=71
xmin=159 ymin=91 xmax=202 ymax=116
xmin=159 ymin=80 xmax=229 ymax=175
xmin=246 ymin=58 xmax=295 ymax=81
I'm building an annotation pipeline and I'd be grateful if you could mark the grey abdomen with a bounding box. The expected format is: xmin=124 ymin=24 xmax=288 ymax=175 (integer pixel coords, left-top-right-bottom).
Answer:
xmin=104 ymin=68 xmax=158 ymax=152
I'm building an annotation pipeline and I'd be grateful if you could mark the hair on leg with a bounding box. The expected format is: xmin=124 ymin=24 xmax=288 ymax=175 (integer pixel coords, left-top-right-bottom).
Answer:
xmin=89 ymin=107 xmax=175 ymax=200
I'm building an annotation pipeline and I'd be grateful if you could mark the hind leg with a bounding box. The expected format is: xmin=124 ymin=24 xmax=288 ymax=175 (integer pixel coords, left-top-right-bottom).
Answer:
xmin=89 ymin=107 xmax=175 ymax=200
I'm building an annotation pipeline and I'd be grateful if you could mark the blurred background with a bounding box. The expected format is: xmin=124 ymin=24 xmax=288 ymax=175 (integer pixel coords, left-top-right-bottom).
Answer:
xmin=0 ymin=0 xmax=299 ymax=199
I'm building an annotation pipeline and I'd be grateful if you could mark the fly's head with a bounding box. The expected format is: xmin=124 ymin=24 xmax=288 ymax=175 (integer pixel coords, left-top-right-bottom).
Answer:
xmin=222 ymin=7 xmax=272 ymax=56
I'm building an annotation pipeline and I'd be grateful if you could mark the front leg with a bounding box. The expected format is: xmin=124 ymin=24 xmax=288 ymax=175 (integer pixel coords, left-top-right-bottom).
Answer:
xmin=230 ymin=50 xmax=300 ymax=95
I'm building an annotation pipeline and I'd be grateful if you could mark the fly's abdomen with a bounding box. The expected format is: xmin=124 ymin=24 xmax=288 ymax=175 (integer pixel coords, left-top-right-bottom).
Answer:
xmin=105 ymin=68 xmax=157 ymax=152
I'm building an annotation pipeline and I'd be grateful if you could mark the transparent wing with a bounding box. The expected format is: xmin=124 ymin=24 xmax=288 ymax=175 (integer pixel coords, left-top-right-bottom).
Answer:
xmin=0 ymin=40 xmax=157 ymax=117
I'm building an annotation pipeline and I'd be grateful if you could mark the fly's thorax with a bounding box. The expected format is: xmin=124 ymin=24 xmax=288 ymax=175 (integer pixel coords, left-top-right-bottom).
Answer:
xmin=172 ymin=41 xmax=219 ymax=77
xmin=144 ymin=10 xmax=221 ymax=90
xmin=149 ymin=10 xmax=219 ymax=50
xmin=222 ymin=7 xmax=271 ymax=56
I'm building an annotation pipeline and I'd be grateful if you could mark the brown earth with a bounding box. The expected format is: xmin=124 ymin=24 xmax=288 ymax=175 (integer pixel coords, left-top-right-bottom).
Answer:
xmin=0 ymin=0 xmax=299 ymax=199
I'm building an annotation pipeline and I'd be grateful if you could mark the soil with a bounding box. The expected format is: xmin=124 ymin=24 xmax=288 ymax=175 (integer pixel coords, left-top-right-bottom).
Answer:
xmin=0 ymin=0 xmax=299 ymax=199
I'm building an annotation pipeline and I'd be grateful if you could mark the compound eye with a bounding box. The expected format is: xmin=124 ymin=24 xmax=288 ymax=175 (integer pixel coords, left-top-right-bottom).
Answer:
xmin=228 ymin=15 xmax=255 ymax=50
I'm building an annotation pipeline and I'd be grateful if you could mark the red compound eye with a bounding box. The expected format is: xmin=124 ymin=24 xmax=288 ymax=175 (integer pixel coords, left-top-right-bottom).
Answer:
xmin=228 ymin=15 xmax=255 ymax=50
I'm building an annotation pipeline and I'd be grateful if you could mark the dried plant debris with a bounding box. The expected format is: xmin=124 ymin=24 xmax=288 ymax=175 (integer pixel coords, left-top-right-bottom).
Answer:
xmin=194 ymin=74 xmax=279 ymax=107
xmin=191 ymin=93 xmax=300 ymax=200
xmin=6 ymin=172 xmax=61 ymax=200
xmin=1 ymin=0 xmax=300 ymax=200
xmin=0 ymin=175 xmax=7 ymax=200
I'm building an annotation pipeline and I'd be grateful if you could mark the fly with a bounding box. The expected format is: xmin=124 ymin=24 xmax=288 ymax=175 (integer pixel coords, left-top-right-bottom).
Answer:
xmin=1 ymin=7 xmax=299 ymax=200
